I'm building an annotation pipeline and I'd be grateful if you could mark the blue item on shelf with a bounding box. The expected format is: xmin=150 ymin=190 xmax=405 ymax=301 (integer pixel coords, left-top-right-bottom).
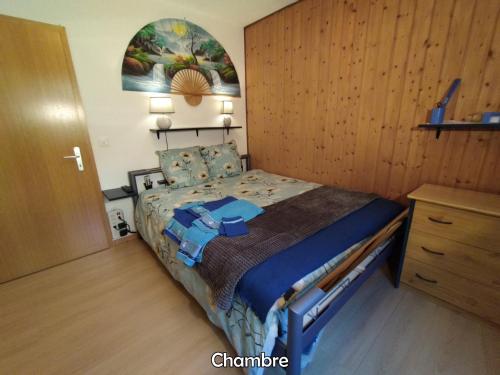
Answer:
xmin=430 ymin=106 xmax=445 ymax=124
xmin=429 ymin=78 xmax=461 ymax=124
xmin=482 ymin=112 xmax=500 ymax=124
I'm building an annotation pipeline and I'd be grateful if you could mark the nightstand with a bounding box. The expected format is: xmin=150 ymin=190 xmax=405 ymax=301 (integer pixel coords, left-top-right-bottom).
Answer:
xmin=102 ymin=188 xmax=137 ymax=201
xmin=402 ymin=184 xmax=500 ymax=325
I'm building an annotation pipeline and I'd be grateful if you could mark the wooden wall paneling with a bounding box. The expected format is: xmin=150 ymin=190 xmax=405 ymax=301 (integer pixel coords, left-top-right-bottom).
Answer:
xmin=327 ymin=0 xmax=351 ymax=186
xmin=288 ymin=4 xmax=307 ymax=177
xmin=272 ymin=7 xmax=290 ymax=175
xmin=364 ymin=0 xmax=401 ymax=192
xmin=435 ymin=0 xmax=478 ymax=187
xmin=386 ymin=0 xmax=436 ymax=199
xmin=454 ymin=1 xmax=500 ymax=190
xmin=267 ymin=14 xmax=282 ymax=173
xmin=400 ymin=0 xmax=456 ymax=196
xmin=280 ymin=5 xmax=298 ymax=176
xmin=336 ymin=1 xmax=373 ymax=187
xmin=272 ymin=13 xmax=287 ymax=175
xmin=317 ymin=0 xmax=344 ymax=182
xmin=417 ymin=0 xmax=456 ymax=187
xmin=245 ymin=0 xmax=500 ymax=199
xmin=245 ymin=25 xmax=258 ymax=162
xmin=300 ymin=0 xmax=322 ymax=181
xmin=253 ymin=17 xmax=272 ymax=168
xmin=417 ymin=0 xmax=477 ymax=188
xmin=352 ymin=0 xmax=400 ymax=192
xmin=476 ymin=18 xmax=500 ymax=192
xmin=311 ymin=0 xmax=334 ymax=180
xmin=330 ymin=0 xmax=359 ymax=186
xmin=280 ymin=7 xmax=295 ymax=174
xmin=372 ymin=0 xmax=417 ymax=196
xmin=350 ymin=0 xmax=384 ymax=191
xmin=308 ymin=0 xmax=331 ymax=181
xmin=338 ymin=1 xmax=377 ymax=187
xmin=259 ymin=18 xmax=272 ymax=168
xmin=251 ymin=17 xmax=271 ymax=168
xmin=274 ymin=11 xmax=287 ymax=175
xmin=297 ymin=0 xmax=318 ymax=180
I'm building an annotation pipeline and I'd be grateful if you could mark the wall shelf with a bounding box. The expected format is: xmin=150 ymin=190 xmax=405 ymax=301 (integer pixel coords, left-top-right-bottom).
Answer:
xmin=150 ymin=126 xmax=243 ymax=139
xmin=418 ymin=122 xmax=500 ymax=139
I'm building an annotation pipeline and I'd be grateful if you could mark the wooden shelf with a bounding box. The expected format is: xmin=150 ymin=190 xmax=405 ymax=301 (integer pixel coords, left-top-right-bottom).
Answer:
xmin=150 ymin=126 xmax=243 ymax=139
xmin=418 ymin=122 xmax=500 ymax=139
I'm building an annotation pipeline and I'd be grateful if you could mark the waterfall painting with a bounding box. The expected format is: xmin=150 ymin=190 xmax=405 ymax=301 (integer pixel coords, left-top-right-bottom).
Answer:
xmin=121 ymin=18 xmax=240 ymax=100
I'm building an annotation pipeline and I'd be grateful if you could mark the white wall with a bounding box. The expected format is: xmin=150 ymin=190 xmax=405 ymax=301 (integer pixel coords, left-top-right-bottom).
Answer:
xmin=0 ymin=0 xmax=296 ymax=237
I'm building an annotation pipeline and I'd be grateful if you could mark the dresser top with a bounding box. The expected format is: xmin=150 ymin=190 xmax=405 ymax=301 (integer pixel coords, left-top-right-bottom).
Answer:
xmin=408 ymin=184 xmax=500 ymax=217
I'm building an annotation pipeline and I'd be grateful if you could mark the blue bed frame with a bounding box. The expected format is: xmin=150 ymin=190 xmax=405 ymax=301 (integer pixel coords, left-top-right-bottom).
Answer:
xmin=274 ymin=203 xmax=413 ymax=375
xmin=128 ymin=158 xmax=413 ymax=375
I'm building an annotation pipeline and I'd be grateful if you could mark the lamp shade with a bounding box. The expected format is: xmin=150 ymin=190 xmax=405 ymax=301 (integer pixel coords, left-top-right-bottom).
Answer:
xmin=221 ymin=100 xmax=234 ymax=114
xmin=150 ymin=97 xmax=174 ymax=113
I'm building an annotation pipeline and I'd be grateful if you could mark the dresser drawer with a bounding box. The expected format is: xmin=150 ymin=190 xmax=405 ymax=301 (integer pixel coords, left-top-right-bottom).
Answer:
xmin=402 ymin=258 xmax=500 ymax=325
xmin=406 ymin=230 xmax=500 ymax=288
xmin=412 ymin=201 xmax=500 ymax=252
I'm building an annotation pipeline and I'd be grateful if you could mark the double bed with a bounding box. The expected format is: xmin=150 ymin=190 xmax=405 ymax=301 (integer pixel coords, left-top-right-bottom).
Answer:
xmin=132 ymin=163 xmax=408 ymax=375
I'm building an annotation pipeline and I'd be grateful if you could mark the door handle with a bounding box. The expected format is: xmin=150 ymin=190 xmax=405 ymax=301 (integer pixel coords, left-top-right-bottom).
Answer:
xmin=63 ymin=146 xmax=84 ymax=171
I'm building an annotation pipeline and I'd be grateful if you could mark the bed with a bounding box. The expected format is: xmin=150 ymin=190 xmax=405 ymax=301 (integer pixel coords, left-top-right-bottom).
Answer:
xmin=131 ymin=158 xmax=408 ymax=375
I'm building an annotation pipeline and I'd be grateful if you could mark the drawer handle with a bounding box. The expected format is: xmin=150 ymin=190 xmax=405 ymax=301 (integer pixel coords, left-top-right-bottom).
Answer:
xmin=428 ymin=216 xmax=453 ymax=225
xmin=421 ymin=246 xmax=445 ymax=256
xmin=415 ymin=273 xmax=438 ymax=284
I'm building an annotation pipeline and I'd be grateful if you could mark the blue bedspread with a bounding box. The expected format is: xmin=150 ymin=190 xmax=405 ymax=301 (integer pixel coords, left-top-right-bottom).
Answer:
xmin=236 ymin=198 xmax=404 ymax=322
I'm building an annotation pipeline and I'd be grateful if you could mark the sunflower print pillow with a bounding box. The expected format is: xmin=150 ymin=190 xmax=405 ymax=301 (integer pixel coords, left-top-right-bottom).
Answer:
xmin=200 ymin=141 xmax=242 ymax=179
xmin=157 ymin=146 xmax=210 ymax=189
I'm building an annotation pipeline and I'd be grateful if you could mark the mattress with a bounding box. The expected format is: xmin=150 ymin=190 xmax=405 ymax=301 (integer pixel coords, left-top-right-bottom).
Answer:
xmin=135 ymin=169 xmax=388 ymax=374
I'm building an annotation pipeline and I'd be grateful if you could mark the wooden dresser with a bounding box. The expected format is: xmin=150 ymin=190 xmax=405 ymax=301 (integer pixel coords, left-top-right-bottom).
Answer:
xmin=402 ymin=184 xmax=500 ymax=325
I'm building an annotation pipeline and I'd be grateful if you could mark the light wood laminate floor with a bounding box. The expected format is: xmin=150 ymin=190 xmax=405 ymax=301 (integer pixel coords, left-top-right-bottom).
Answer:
xmin=1 ymin=239 xmax=498 ymax=374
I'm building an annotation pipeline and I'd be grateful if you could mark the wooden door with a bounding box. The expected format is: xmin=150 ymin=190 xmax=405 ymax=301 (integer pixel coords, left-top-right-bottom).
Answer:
xmin=0 ymin=15 xmax=111 ymax=283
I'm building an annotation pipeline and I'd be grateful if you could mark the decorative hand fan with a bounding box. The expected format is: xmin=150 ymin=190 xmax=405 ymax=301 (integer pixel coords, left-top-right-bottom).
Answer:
xmin=171 ymin=69 xmax=212 ymax=106
xmin=121 ymin=18 xmax=241 ymax=106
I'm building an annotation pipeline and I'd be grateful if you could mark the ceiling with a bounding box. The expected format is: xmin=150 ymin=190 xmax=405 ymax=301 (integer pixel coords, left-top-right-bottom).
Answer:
xmin=176 ymin=0 xmax=297 ymax=27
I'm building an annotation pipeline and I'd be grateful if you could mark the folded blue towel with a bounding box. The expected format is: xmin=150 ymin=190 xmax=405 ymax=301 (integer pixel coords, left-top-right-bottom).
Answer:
xmin=164 ymin=219 xmax=185 ymax=244
xmin=219 ymin=216 xmax=248 ymax=237
xmin=172 ymin=198 xmax=264 ymax=267
xmin=166 ymin=197 xmax=237 ymax=243
xmin=174 ymin=196 xmax=237 ymax=227
xmin=177 ymin=220 xmax=218 ymax=266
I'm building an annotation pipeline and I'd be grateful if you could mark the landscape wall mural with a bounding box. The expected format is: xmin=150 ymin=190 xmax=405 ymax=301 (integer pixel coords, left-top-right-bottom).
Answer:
xmin=122 ymin=18 xmax=241 ymax=99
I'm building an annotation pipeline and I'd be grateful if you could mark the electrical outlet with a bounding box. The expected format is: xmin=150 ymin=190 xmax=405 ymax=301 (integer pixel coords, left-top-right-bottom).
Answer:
xmin=108 ymin=208 xmax=126 ymax=239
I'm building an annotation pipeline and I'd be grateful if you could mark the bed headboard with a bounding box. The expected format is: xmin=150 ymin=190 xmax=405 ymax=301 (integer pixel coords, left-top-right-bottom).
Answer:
xmin=128 ymin=154 xmax=250 ymax=204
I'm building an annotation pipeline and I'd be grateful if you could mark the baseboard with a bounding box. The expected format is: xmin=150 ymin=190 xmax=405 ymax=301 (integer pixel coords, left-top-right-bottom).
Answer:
xmin=113 ymin=233 xmax=138 ymax=246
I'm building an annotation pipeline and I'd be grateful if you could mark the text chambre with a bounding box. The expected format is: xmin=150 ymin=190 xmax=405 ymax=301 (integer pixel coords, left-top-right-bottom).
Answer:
xmin=211 ymin=352 xmax=289 ymax=369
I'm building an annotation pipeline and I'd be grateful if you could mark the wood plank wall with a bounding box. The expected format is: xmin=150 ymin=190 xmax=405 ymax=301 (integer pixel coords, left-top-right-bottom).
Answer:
xmin=245 ymin=0 xmax=500 ymax=201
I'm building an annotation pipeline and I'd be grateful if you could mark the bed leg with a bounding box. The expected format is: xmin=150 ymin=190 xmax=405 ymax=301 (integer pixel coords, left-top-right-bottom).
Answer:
xmin=287 ymin=306 xmax=303 ymax=375
xmin=286 ymin=288 xmax=325 ymax=375
xmin=391 ymin=201 xmax=414 ymax=288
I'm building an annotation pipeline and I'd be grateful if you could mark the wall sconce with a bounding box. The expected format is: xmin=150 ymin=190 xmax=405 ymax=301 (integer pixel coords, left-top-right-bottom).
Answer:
xmin=150 ymin=97 xmax=174 ymax=129
xmin=221 ymin=100 xmax=234 ymax=127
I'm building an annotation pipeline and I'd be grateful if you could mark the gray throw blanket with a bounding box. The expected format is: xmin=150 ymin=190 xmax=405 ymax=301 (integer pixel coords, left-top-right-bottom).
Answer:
xmin=196 ymin=186 xmax=376 ymax=310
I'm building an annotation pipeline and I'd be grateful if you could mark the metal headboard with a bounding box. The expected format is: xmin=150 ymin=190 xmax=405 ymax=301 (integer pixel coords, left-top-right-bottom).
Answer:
xmin=128 ymin=154 xmax=250 ymax=205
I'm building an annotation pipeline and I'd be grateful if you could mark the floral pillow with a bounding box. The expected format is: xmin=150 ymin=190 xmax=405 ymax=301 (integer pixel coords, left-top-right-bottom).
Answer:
xmin=200 ymin=141 xmax=242 ymax=178
xmin=157 ymin=146 xmax=210 ymax=189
